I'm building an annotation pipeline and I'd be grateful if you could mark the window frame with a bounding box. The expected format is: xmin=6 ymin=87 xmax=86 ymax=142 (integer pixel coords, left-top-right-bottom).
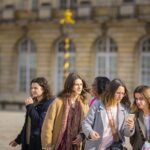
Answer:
xmin=139 ymin=37 xmax=150 ymax=86
xmin=95 ymin=37 xmax=118 ymax=79
xmin=17 ymin=38 xmax=36 ymax=93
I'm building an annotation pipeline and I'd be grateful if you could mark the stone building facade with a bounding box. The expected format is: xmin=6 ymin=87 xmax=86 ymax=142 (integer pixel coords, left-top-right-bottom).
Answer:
xmin=0 ymin=0 xmax=150 ymax=103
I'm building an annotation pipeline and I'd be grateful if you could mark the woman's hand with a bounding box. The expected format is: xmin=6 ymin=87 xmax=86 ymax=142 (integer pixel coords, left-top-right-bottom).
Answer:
xmin=72 ymin=134 xmax=82 ymax=145
xmin=25 ymin=97 xmax=33 ymax=106
xmin=125 ymin=117 xmax=135 ymax=130
xmin=9 ymin=140 xmax=18 ymax=147
xmin=89 ymin=131 xmax=100 ymax=140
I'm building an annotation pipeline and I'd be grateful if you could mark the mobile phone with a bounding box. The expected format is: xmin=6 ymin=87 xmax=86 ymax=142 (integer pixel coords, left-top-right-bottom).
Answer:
xmin=127 ymin=114 xmax=135 ymax=120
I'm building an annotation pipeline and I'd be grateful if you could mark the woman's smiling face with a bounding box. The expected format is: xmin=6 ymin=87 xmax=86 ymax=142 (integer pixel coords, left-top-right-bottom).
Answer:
xmin=72 ymin=79 xmax=83 ymax=96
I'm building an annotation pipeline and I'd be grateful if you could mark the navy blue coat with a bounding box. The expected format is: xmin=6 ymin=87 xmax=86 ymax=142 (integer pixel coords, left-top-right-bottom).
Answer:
xmin=15 ymin=98 xmax=54 ymax=150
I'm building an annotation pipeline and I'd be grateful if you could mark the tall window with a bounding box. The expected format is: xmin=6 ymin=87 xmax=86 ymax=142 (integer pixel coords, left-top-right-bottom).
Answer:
xmin=17 ymin=38 xmax=36 ymax=93
xmin=139 ymin=37 xmax=150 ymax=86
xmin=60 ymin=0 xmax=77 ymax=9
xmin=19 ymin=0 xmax=38 ymax=10
xmin=55 ymin=38 xmax=75 ymax=93
xmin=95 ymin=37 xmax=117 ymax=79
xmin=31 ymin=0 xmax=38 ymax=10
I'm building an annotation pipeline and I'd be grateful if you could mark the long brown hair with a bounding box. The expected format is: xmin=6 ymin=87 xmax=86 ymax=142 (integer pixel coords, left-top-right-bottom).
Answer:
xmin=131 ymin=85 xmax=150 ymax=112
xmin=58 ymin=72 xmax=89 ymax=102
xmin=101 ymin=78 xmax=130 ymax=107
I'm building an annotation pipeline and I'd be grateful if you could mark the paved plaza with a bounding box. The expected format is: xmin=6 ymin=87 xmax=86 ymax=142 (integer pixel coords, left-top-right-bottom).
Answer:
xmin=0 ymin=110 xmax=132 ymax=150
xmin=0 ymin=110 xmax=25 ymax=150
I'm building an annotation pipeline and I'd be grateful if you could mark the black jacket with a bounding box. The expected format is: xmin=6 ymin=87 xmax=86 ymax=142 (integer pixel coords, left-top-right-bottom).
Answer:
xmin=15 ymin=98 xmax=54 ymax=150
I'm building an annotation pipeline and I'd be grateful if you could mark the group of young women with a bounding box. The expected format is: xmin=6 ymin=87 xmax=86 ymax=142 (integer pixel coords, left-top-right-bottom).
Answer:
xmin=9 ymin=73 xmax=150 ymax=150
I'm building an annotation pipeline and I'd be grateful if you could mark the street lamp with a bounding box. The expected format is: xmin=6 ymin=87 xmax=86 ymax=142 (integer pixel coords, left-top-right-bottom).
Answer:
xmin=60 ymin=4 xmax=75 ymax=80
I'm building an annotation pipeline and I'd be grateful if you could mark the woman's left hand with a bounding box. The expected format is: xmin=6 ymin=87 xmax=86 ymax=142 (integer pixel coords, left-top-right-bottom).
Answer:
xmin=72 ymin=134 xmax=82 ymax=145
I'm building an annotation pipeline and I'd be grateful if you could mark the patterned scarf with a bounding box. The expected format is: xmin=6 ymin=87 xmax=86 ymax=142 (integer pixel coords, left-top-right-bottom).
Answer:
xmin=55 ymin=98 xmax=82 ymax=150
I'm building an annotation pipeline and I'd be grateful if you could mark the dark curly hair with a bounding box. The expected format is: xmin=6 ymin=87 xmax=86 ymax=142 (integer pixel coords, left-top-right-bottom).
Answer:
xmin=30 ymin=77 xmax=53 ymax=100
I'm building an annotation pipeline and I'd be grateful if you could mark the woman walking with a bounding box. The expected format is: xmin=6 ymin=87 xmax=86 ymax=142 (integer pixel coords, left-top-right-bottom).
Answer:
xmin=9 ymin=77 xmax=54 ymax=150
xmin=82 ymin=79 xmax=135 ymax=150
xmin=130 ymin=85 xmax=150 ymax=150
xmin=41 ymin=73 xmax=89 ymax=150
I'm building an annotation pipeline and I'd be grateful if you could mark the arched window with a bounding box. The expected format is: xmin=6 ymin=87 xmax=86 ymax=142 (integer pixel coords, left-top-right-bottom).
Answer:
xmin=55 ymin=38 xmax=75 ymax=93
xmin=32 ymin=0 xmax=38 ymax=10
xmin=95 ymin=37 xmax=117 ymax=79
xmin=60 ymin=0 xmax=77 ymax=9
xmin=139 ymin=37 xmax=150 ymax=85
xmin=17 ymin=38 xmax=36 ymax=93
xmin=19 ymin=0 xmax=38 ymax=10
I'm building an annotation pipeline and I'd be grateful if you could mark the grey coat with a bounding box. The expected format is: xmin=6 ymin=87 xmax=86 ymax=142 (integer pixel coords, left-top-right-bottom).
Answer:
xmin=82 ymin=100 xmax=134 ymax=150
xmin=130 ymin=111 xmax=147 ymax=150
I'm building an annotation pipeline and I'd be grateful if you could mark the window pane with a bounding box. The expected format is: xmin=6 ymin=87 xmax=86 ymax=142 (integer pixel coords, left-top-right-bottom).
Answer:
xmin=18 ymin=39 xmax=36 ymax=93
xmin=19 ymin=67 xmax=26 ymax=92
xmin=60 ymin=0 xmax=67 ymax=9
xmin=110 ymin=39 xmax=117 ymax=52
xmin=142 ymin=38 xmax=150 ymax=52
xmin=140 ymin=37 xmax=150 ymax=86
xmin=70 ymin=0 xmax=77 ymax=9
xmin=29 ymin=53 xmax=36 ymax=67
xmin=97 ymin=56 xmax=105 ymax=75
xmin=60 ymin=0 xmax=77 ymax=9
xmin=97 ymin=39 xmax=106 ymax=52
xmin=109 ymin=55 xmax=117 ymax=79
xmin=32 ymin=0 xmax=38 ymax=10
xmin=19 ymin=52 xmax=27 ymax=66
xmin=30 ymin=68 xmax=36 ymax=81
xmin=19 ymin=0 xmax=24 ymax=10
xmin=96 ymin=37 xmax=117 ymax=79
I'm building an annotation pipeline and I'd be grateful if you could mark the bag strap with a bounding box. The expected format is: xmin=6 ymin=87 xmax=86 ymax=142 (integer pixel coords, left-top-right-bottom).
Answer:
xmin=106 ymin=106 xmax=119 ymax=142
